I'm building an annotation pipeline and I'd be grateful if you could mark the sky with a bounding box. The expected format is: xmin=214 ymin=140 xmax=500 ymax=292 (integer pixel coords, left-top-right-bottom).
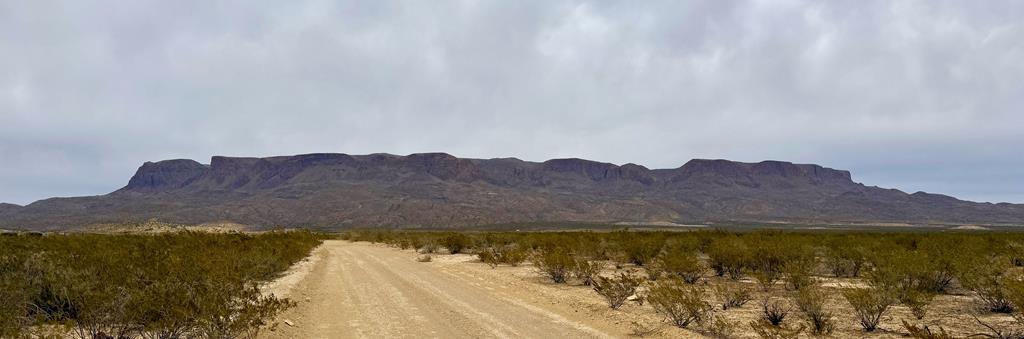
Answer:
xmin=1 ymin=0 xmax=1023 ymax=205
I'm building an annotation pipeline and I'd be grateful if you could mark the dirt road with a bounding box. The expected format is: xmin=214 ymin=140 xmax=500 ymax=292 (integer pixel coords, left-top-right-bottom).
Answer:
xmin=259 ymin=240 xmax=625 ymax=339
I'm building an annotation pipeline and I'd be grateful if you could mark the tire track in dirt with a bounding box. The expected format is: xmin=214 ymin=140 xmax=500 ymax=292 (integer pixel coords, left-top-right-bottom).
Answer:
xmin=260 ymin=241 xmax=617 ymax=339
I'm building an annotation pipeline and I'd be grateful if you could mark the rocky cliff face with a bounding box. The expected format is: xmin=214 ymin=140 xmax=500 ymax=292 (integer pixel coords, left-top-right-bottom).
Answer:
xmin=2 ymin=152 xmax=1022 ymax=230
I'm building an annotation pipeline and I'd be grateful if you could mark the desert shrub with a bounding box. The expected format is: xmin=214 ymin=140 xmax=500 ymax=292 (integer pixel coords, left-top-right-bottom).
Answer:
xmin=497 ymin=245 xmax=528 ymax=266
xmin=707 ymin=237 xmax=749 ymax=280
xmin=824 ymin=241 xmax=866 ymax=278
xmin=478 ymin=249 xmax=498 ymax=267
xmin=592 ymin=273 xmax=643 ymax=309
xmin=747 ymin=238 xmax=798 ymax=290
xmin=0 ymin=231 xmax=323 ymax=339
xmin=418 ymin=240 xmax=439 ymax=254
xmin=700 ymin=314 xmax=737 ymax=339
xmin=843 ymin=287 xmax=895 ymax=332
xmin=643 ymin=256 xmax=667 ymax=280
xmin=760 ymin=296 xmax=791 ymax=326
xmin=715 ymin=282 xmax=753 ymax=310
xmin=621 ymin=236 xmax=664 ymax=266
xmin=192 ymin=282 xmax=296 ymax=339
xmin=573 ymin=258 xmax=603 ymax=286
xmin=866 ymin=247 xmax=935 ymax=305
xmin=440 ymin=233 xmax=471 ymax=254
xmin=959 ymin=255 xmax=1018 ymax=313
xmin=902 ymin=320 xmax=955 ymax=339
xmin=533 ymin=247 xmax=575 ymax=283
xmin=917 ymin=236 xmax=973 ymax=293
xmin=656 ymin=250 xmax=705 ymax=284
xmin=748 ymin=319 xmax=804 ymax=339
xmin=794 ymin=286 xmax=835 ymax=335
xmin=0 ymin=255 xmax=33 ymax=338
xmin=905 ymin=289 xmax=936 ymax=320
xmin=782 ymin=248 xmax=817 ymax=291
xmin=647 ymin=278 xmax=712 ymax=328
xmin=628 ymin=321 xmax=664 ymax=337
xmin=970 ymin=314 xmax=1024 ymax=339
xmin=479 ymin=244 xmax=528 ymax=268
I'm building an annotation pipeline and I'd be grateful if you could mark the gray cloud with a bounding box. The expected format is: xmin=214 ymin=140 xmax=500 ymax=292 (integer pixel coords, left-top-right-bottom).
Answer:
xmin=2 ymin=0 xmax=1023 ymax=205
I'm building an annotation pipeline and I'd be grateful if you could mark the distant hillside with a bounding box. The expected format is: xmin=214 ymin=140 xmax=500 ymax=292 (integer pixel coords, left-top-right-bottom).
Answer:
xmin=2 ymin=152 xmax=1023 ymax=230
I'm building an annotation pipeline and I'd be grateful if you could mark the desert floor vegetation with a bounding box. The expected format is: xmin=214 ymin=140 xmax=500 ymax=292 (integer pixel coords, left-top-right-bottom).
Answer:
xmin=0 ymin=230 xmax=324 ymax=339
xmin=347 ymin=228 xmax=1024 ymax=338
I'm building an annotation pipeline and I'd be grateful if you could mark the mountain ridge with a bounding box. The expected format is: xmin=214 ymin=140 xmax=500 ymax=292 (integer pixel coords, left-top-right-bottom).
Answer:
xmin=2 ymin=152 xmax=1022 ymax=230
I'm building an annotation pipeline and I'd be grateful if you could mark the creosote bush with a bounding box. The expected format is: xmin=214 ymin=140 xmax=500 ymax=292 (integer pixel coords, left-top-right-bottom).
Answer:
xmin=573 ymin=258 xmax=603 ymax=286
xmin=749 ymin=319 xmax=805 ymax=339
xmin=647 ymin=278 xmax=712 ymax=328
xmin=843 ymin=287 xmax=895 ymax=332
xmin=715 ymin=282 xmax=753 ymax=310
xmin=905 ymin=290 xmax=935 ymax=320
xmin=794 ymin=286 xmax=835 ymax=335
xmin=760 ymin=297 xmax=791 ymax=327
xmin=958 ymin=256 xmax=1016 ymax=313
xmin=0 ymin=230 xmax=324 ymax=339
xmin=707 ymin=237 xmax=749 ymax=280
xmin=592 ymin=273 xmax=643 ymax=309
xmin=533 ymin=247 xmax=575 ymax=284
xmin=341 ymin=228 xmax=1024 ymax=336
xmin=440 ymin=233 xmax=471 ymax=254
xmin=655 ymin=249 xmax=705 ymax=284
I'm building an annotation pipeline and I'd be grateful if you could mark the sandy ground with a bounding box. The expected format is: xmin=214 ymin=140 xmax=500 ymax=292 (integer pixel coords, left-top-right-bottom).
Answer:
xmin=261 ymin=241 xmax=1021 ymax=339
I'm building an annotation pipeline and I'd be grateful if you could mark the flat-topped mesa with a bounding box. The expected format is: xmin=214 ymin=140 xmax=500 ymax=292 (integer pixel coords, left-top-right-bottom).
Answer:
xmin=119 ymin=159 xmax=209 ymax=193
xmin=673 ymin=159 xmax=854 ymax=185
xmin=403 ymin=152 xmax=479 ymax=181
xmin=6 ymin=151 xmax=1024 ymax=230
xmin=539 ymin=158 xmax=655 ymax=183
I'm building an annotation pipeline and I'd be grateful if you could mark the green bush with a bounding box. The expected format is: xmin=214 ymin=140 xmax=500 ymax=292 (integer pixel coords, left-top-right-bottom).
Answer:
xmin=533 ymin=247 xmax=575 ymax=283
xmin=573 ymin=258 xmax=603 ymax=286
xmin=647 ymin=278 xmax=712 ymax=328
xmin=707 ymin=237 xmax=749 ymax=280
xmin=440 ymin=233 xmax=471 ymax=254
xmin=714 ymin=282 xmax=753 ymax=310
xmin=749 ymin=319 xmax=804 ymax=339
xmin=592 ymin=273 xmax=642 ymax=309
xmin=655 ymin=250 xmax=705 ymax=284
xmin=843 ymin=287 xmax=895 ymax=332
xmin=782 ymin=248 xmax=817 ymax=291
xmin=958 ymin=256 xmax=1015 ymax=313
xmin=0 ymin=230 xmax=323 ymax=338
xmin=620 ymin=236 xmax=664 ymax=267
xmin=823 ymin=240 xmax=866 ymax=278
xmin=794 ymin=286 xmax=834 ymax=335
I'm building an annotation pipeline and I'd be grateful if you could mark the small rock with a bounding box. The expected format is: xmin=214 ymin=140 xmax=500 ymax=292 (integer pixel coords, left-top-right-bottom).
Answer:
xmin=283 ymin=319 xmax=295 ymax=327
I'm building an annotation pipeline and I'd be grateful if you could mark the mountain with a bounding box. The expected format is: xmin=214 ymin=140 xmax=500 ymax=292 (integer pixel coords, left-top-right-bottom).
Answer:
xmin=0 ymin=203 xmax=21 ymax=216
xmin=2 ymin=153 xmax=1022 ymax=230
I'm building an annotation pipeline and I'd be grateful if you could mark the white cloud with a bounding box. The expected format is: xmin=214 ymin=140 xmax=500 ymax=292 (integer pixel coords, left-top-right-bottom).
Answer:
xmin=0 ymin=0 xmax=1022 ymax=204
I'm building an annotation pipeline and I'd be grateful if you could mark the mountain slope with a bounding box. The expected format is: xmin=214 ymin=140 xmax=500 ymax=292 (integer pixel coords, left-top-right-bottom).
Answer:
xmin=2 ymin=153 xmax=1022 ymax=230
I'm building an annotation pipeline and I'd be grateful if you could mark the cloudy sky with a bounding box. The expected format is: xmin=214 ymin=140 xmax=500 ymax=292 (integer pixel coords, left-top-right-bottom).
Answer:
xmin=2 ymin=0 xmax=1023 ymax=205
